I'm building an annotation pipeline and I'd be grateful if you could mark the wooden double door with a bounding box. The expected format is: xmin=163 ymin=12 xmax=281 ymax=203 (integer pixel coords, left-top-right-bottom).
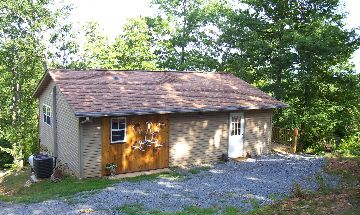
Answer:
xmin=101 ymin=115 xmax=169 ymax=175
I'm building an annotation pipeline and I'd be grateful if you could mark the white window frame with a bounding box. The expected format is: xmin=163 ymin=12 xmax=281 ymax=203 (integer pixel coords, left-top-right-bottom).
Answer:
xmin=42 ymin=104 xmax=51 ymax=126
xmin=111 ymin=117 xmax=126 ymax=143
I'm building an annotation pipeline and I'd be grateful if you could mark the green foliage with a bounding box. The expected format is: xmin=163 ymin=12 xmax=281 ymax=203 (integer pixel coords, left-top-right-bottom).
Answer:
xmin=80 ymin=21 xmax=116 ymax=69
xmin=61 ymin=18 xmax=160 ymax=70
xmin=150 ymin=0 xmax=360 ymax=153
xmin=117 ymin=204 xmax=219 ymax=215
xmin=306 ymin=132 xmax=360 ymax=156
xmin=338 ymin=132 xmax=360 ymax=155
xmin=188 ymin=166 xmax=211 ymax=174
xmin=0 ymin=0 xmax=71 ymax=168
xmin=315 ymin=174 xmax=331 ymax=193
xmin=1 ymin=0 xmax=359 ymax=167
xmin=113 ymin=17 xmax=158 ymax=70
xmin=249 ymin=198 xmax=261 ymax=210
xmin=0 ymin=140 xmax=13 ymax=169
xmin=217 ymin=0 xmax=360 ymax=151
xmin=223 ymin=207 xmax=243 ymax=215
xmin=116 ymin=203 xmax=145 ymax=215
xmin=46 ymin=3 xmax=84 ymax=69
xmin=150 ymin=0 xmax=226 ymax=71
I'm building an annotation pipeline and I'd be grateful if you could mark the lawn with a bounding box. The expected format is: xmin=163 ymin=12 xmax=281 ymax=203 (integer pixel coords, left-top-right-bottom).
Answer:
xmin=0 ymin=168 xmax=184 ymax=203
xmin=0 ymin=169 xmax=120 ymax=203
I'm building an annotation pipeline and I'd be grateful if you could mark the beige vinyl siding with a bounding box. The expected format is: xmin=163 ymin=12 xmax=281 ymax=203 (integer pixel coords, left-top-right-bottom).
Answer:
xmin=38 ymin=81 xmax=55 ymax=154
xmin=56 ymin=87 xmax=80 ymax=177
xmin=169 ymin=112 xmax=229 ymax=166
xmin=244 ymin=110 xmax=272 ymax=156
xmin=38 ymin=81 xmax=80 ymax=176
xmin=81 ymin=118 xmax=102 ymax=178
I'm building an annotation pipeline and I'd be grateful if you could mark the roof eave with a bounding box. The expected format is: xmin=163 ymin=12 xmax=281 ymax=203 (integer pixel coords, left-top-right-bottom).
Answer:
xmin=32 ymin=71 xmax=52 ymax=98
xmin=74 ymin=104 xmax=289 ymax=117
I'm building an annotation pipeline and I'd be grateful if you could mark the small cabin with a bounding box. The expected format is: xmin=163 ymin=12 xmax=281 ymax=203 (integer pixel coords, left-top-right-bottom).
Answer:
xmin=33 ymin=70 xmax=287 ymax=178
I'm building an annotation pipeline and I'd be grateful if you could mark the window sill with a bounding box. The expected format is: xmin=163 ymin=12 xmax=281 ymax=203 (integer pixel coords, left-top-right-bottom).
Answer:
xmin=43 ymin=122 xmax=52 ymax=127
xmin=111 ymin=141 xmax=126 ymax=144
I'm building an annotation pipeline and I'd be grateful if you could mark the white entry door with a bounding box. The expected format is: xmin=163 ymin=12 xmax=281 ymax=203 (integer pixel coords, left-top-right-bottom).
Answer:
xmin=228 ymin=112 xmax=245 ymax=158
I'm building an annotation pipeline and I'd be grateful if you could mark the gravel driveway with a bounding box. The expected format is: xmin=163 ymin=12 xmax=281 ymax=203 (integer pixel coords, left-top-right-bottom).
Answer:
xmin=0 ymin=153 xmax=335 ymax=215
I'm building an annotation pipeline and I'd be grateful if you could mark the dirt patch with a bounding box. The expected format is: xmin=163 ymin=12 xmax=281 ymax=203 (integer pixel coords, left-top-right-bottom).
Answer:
xmin=271 ymin=144 xmax=293 ymax=154
xmin=0 ymin=169 xmax=31 ymax=196
xmin=279 ymin=190 xmax=359 ymax=214
xmin=326 ymin=158 xmax=359 ymax=175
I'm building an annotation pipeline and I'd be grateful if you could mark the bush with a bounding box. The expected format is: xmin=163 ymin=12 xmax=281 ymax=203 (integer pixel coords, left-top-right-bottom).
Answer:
xmin=338 ymin=132 xmax=360 ymax=156
xmin=304 ymin=137 xmax=337 ymax=155
xmin=0 ymin=140 xmax=14 ymax=169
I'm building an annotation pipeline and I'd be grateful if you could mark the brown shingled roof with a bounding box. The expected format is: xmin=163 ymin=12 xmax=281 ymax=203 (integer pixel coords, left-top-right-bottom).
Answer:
xmin=33 ymin=70 xmax=287 ymax=117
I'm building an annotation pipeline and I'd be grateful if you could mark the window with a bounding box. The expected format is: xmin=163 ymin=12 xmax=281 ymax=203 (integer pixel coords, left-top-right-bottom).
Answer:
xmin=43 ymin=104 xmax=51 ymax=126
xmin=230 ymin=115 xmax=241 ymax=136
xmin=111 ymin=117 xmax=126 ymax=143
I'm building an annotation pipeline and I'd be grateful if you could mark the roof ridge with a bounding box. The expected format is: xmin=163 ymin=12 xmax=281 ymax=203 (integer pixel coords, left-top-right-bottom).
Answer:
xmin=48 ymin=69 xmax=230 ymax=74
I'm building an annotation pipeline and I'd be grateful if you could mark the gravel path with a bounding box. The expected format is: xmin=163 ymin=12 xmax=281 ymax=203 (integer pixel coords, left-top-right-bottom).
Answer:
xmin=0 ymin=154 xmax=336 ymax=215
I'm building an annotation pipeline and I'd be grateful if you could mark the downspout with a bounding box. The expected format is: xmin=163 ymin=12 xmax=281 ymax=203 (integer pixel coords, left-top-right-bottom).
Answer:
xmin=79 ymin=121 xmax=83 ymax=179
xmin=52 ymin=86 xmax=58 ymax=166
xmin=38 ymin=103 xmax=41 ymax=153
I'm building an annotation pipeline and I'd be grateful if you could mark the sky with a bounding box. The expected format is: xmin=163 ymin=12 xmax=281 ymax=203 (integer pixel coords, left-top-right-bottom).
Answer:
xmin=69 ymin=0 xmax=155 ymax=38
xmin=68 ymin=0 xmax=360 ymax=71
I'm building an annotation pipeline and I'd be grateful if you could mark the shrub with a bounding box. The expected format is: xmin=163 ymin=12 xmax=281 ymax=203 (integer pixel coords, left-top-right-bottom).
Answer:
xmin=338 ymin=132 xmax=360 ymax=154
xmin=0 ymin=140 xmax=13 ymax=169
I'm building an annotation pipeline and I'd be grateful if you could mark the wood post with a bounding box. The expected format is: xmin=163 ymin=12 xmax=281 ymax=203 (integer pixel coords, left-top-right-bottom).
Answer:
xmin=292 ymin=128 xmax=298 ymax=153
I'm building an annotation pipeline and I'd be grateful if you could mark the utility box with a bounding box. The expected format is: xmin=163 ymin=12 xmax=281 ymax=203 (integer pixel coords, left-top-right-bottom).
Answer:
xmin=33 ymin=154 xmax=53 ymax=178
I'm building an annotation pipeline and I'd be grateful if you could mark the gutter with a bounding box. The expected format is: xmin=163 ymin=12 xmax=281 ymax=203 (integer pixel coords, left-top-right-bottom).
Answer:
xmin=74 ymin=104 xmax=289 ymax=117
xmin=79 ymin=120 xmax=83 ymax=179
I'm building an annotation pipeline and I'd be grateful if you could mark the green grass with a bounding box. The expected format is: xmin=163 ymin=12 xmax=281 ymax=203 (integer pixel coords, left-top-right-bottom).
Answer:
xmin=0 ymin=173 xmax=122 ymax=203
xmin=115 ymin=204 xmax=240 ymax=215
xmin=0 ymin=166 xmax=207 ymax=203
xmin=0 ymin=169 xmax=185 ymax=203
xmin=188 ymin=166 xmax=211 ymax=175
xmin=116 ymin=203 xmax=146 ymax=215
xmin=0 ymin=169 xmax=31 ymax=195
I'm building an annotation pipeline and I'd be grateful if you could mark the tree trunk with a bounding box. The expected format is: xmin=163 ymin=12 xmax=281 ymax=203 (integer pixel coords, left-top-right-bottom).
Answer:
xmin=299 ymin=79 xmax=310 ymax=151
xmin=11 ymin=67 xmax=24 ymax=170
xmin=180 ymin=0 xmax=187 ymax=68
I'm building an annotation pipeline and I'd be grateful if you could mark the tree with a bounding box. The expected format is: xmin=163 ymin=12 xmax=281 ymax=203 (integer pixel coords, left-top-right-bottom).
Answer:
xmin=150 ymin=0 xmax=225 ymax=70
xmin=0 ymin=0 xmax=72 ymax=168
xmin=113 ymin=17 xmax=158 ymax=70
xmin=47 ymin=23 xmax=84 ymax=70
xmin=81 ymin=21 xmax=115 ymax=69
xmin=219 ymin=0 xmax=360 ymax=148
